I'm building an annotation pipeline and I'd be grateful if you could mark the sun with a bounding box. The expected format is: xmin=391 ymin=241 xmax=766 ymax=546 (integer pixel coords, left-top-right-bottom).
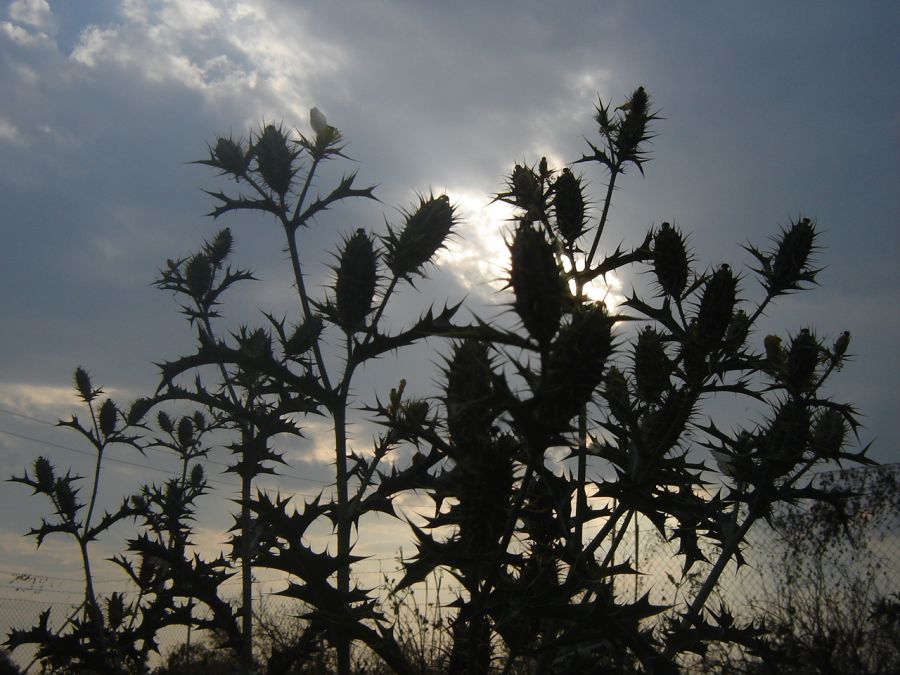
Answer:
xmin=436 ymin=190 xmax=626 ymax=312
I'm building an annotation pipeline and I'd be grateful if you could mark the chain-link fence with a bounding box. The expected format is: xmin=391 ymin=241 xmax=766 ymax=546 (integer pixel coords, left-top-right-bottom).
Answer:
xmin=3 ymin=464 xmax=898 ymax=672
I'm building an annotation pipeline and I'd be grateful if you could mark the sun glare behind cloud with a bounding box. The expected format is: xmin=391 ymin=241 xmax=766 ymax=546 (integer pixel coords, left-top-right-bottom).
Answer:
xmin=437 ymin=190 xmax=626 ymax=311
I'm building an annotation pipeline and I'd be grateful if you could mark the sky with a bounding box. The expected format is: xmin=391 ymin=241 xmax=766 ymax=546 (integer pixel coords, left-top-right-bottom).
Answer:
xmin=1 ymin=0 xmax=898 ymax=656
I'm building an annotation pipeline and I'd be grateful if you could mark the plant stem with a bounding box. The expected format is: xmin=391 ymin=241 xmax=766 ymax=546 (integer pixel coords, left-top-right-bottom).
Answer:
xmin=586 ymin=168 xmax=619 ymax=267
xmin=333 ymin=401 xmax=351 ymax=675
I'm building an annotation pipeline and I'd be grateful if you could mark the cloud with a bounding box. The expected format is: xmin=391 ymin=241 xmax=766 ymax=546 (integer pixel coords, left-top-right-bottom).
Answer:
xmin=68 ymin=0 xmax=346 ymax=123
xmin=8 ymin=0 xmax=53 ymax=30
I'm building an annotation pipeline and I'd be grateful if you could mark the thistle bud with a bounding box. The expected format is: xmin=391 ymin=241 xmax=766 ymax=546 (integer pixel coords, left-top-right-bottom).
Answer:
xmin=769 ymin=217 xmax=816 ymax=295
xmin=832 ymin=331 xmax=850 ymax=364
xmin=127 ymin=397 xmax=152 ymax=426
xmin=764 ymin=335 xmax=786 ymax=372
xmin=177 ymin=416 xmax=194 ymax=448
xmin=653 ymin=223 xmax=689 ymax=299
xmin=205 ymin=228 xmax=233 ymax=268
xmin=812 ymin=408 xmax=846 ymax=459
xmin=552 ymin=168 xmax=586 ymax=245
xmin=402 ymin=400 xmax=429 ymax=427
xmin=157 ymin=411 xmax=174 ymax=434
xmin=211 ymin=136 xmax=249 ymax=177
xmin=681 ymin=338 xmax=709 ymax=383
xmin=604 ymin=367 xmax=631 ymax=423
xmin=510 ymin=224 xmax=565 ymax=349
xmin=310 ymin=107 xmax=329 ymax=136
xmin=189 ymin=463 xmax=205 ymax=488
xmin=766 ymin=400 xmax=810 ymax=467
xmin=55 ymin=480 xmax=79 ymax=520
xmin=240 ymin=328 xmax=270 ymax=359
xmin=34 ymin=456 xmax=55 ymax=492
xmin=786 ymin=328 xmax=819 ymax=392
xmin=542 ymin=303 xmax=614 ymax=423
xmin=615 ymin=86 xmax=651 ymax=164
xmin=334 ymin=229 xmax=377 ymax=333
xmin=509 ymin=164 xmax=542 ymax=213
xmin=106 ymin=594 xmax=125 ymax=630
xmin=634 ymin=327 xmax=671 ymax=403
xmin=642 ymin=387 xmax=693 ymax=457
xmin=444 ymin=340 xmax=496 ymax=448
xmin=74 ymin=366 xmax=96 ymax=403
xmin=696 ymin=265 xmax=736 ymax=348
xmin=285 ymin=315 xmax=324 ymax=357
xmin=98 ymin=398 xmax=118 ymax=437
xmin=724 ymin=309 xmax=751 ymax=351
xmin=185 ymin=253 xmax=213 ymax=297
xmin=253 ymin=124 xmax=296 ymax=197
xmin=385 ymin=194 xmax=455 ymax=280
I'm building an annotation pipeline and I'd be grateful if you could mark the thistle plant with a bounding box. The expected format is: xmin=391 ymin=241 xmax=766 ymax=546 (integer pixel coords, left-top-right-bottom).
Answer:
xmin=372 ymin=87 xmax=872 ymax=672
xmin=6 ymin=90 xmax=874 ymax=675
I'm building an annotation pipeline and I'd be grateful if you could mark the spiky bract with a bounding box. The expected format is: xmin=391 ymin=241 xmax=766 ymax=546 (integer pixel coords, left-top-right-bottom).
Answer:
xmin=510 ymin=223 xmax=565 ymax=349
xmin=696 ymin=265 xmax=737 ymax=348
xmin=552 ymin=168 xmax=586 ymax=245
xmin=653 ymin=223 xmax=689 ymax=299
xmin=334 ymin=229 xmax=378 ymax=333
xmin=384 ymin=194 xmax=455 ymax=281
xmin=253 ymin=124 xmax=299 ymax=197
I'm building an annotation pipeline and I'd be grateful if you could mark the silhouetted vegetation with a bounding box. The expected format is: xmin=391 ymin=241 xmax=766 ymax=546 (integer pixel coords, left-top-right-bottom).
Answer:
xmin=6 ymin=89 xmax=875 ymax=674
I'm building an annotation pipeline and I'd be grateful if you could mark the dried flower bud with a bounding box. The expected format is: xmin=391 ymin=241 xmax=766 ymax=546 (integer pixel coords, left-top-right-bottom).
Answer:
xmin=542 ymin=303 xmax=614 ymax=423
xmin=253 ymin=124 xmax=296 ymax=197
xmin=765 ymin=399 xmax=810 ymax=468
xmin=642 ymin=387 xmax=693 ymax=457
xmin=552 ymin=168 xmax=586 ymax=245
xmin=106 ymin=594 xmax=126 ymax=630
xmin=185 ymin=253 xmax=213 ymax=297
xmin=239 ymin=328 xmax=270 ymax=359
xmin=696 ymin=265 xmax=736 ymax=348
xmin=832 ymin=331 xmax=850 ymax=363
xmin=510 ymin=224 xmax=565 ymax=349
xmin=127 ymin=397 xmax=152 ymax=426
xmin=177 ymin=416 xmax=194 ymax=448
xmin=157 ymin=411 xmax=174 ymax=434
xmin=402 ymin=400 xmax=429 ymax=427
xmin=786 ymin=328 xmax=819 ymax=392
xmin=764 ymin=335 xmax=786 ymax=372
xmin=211 ymin=136 xmax=249 ymax=177
xmin=724 ymin=309 xmax=750 ymax=351
xmin=615 ymin=86 xmax=651 ymax=165
xmin=509 ymin=164 xmax=542 ymax=213
xmin=74 ymin=366 xmax=96 ymax=403
xmin=812 ymin=408 xmax=846 ymax=459
xmin=205 ymin=228 xmax=233 ymax=268
xmin=604 ymin=367 xmax=632 ymax=423
xmin=55 ymin=480 xmax=79 ymax=520
xmin=98 ymin=398 xmax=118 ymax=437
xmin=445 ymin=340 xmax=496 ymax=449
xmin=681 ymin=334 xmax=709 ymax=383
xmin=769 ymin=217 xmax=816 ymax=295
xmin=634 ymin=327 xmax=671 ymax=403
xmin=310 ymin=107 xmax=328 ymax=136
xmin=334 ymin=228 xmax=377 ymax=333
xmin=34 ymin=456 xmax=55 ymax=492
xmin=653 ymin=223 xmax=689 ymax=299
xmin=385 ymin=194 xmax=455 ymax=280
xmin=190 ymin=463 xmax=205 ymax=488
xmin=285 ymin=315 xmax=324 ymax=357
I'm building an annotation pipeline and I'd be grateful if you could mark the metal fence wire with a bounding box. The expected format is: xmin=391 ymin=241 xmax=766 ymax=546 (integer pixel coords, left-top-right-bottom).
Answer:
xmin=2 ymin=463 xmax=898 ymax=671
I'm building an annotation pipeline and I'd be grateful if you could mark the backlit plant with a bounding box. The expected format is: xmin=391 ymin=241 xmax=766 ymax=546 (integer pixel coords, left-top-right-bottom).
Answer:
xmin=6 ymin=90 xmax=873 ymax=675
